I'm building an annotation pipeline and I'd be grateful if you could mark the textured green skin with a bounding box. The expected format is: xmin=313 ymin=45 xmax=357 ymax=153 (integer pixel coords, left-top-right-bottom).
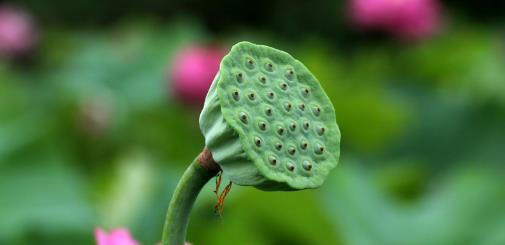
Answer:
xmin=200 ymin=41 xmax=340 ymax=190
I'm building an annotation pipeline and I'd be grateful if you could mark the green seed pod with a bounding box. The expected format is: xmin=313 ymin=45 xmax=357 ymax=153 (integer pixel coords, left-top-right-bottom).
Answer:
xmin=199 ymin=41 xmax=340 ymax=191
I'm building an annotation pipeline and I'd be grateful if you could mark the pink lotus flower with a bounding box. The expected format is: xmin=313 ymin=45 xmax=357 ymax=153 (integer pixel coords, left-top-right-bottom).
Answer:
xmin=95 ymin=228 xmax=139 ymax=245
xmin=95 ymin=228 xmax=193 ymax=245
xmin=169 ymin=45 xmax=226 ymax=107
xmin=0 ymin=5 xmax=37 ymax=57
xmin=349 ymin=0 xmax=442 ymax=40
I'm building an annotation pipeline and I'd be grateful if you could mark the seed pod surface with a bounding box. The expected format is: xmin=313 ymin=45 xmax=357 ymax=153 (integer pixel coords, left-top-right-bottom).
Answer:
xmin=200 ymin=41 xmax=340 ymax=190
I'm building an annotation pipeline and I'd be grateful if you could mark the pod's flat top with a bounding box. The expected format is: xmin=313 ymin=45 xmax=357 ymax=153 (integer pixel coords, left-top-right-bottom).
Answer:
xmin=217 ymin=41 xmax=340 ymax=189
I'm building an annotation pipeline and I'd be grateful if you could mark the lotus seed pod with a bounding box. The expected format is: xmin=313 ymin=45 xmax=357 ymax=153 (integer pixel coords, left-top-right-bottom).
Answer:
xmin=199 ymin=41 xmax=340 ymax=191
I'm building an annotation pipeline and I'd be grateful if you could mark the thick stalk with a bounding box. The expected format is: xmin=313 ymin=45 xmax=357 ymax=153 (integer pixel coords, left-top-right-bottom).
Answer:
xmin=161 ymin=149 xmax=219 ymax=245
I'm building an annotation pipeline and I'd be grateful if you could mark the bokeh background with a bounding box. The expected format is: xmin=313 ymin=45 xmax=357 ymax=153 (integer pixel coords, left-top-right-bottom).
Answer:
xmin=1 ymin=0 xmax=504 ymax=244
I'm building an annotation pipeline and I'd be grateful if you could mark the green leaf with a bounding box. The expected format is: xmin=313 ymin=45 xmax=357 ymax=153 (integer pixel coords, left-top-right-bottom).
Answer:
xmin=0 ymin=151 xmax=94 ymax=242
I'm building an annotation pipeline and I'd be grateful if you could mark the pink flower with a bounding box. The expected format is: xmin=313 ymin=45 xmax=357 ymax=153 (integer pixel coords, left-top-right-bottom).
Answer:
xmin=95 ymin=228 xmax=139 ymax=245
xmin=0 ymin=5 xmax=37 ymax=57
xmin=349 ymin=0 xmax=442 ymax=40
xmin=169 ymin=45 xmax=226 ymax=107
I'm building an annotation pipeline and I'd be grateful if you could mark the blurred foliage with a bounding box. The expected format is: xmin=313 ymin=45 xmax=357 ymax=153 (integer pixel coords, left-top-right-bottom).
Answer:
xmin=1 ymin=1 xmax=505 ymax=245
xmin=324 ymin=161 xmax=505 ymax=245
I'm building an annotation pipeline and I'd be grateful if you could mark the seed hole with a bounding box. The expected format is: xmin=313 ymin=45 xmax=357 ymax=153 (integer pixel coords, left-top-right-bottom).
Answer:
xmin=287 ymin=163 xmax=295 ymax=171
xmin=301 ymin=141 xmax=308 ymax=150
xmin=285 ymin=69 xmax=295 ymax=80
xmin=299 ymin=103 xmax=305 ymax=110
xmin=303 ymin=88 xmax=310 ymax=97
xmin=265 ymin=107 xmax=273 ymax=116
xmin=248 ymin=92 xmax=256 ymax=100
xmin=277 ymin=127 xmax=285 ymax=135
xmin=236 ymin=73 xmax=244 ymax=82
xmin=315 ymin=144 xmax=325 ymax=155
xmin=269 ymin=156 xmax=277 ymax=166
xmin=318 ymin=126 xmax=325 ymax=135
xmin=246 ymin=58 xmax=255 ymax=69
xmin=290 ymin=122 xmax=297 ymax=131
xmin=239 ymin=112 xmax=248 ymax=123
xmin=280 ymin=82 xmax=288 ymax=90
xmin=232 ymin=91 xmax=240 ymax=101
xmin=275 ymin=143 xmax=283 ymax=151
xmin=313 ymin=106 xmax=321 ymax=116
xmin=302 ymin=161 xmax=312 ymax=171
xmin=254 ymin=137 xmax=262 ymax=147
xmin=265 ymin=63 xmax=274 ymax=71
xmin=288 ymin=147 xmax=296 ymax=155
xmin=285 ymin=103 xmax=292 ymax=112
xmin=258 ymin=121 xmax=267 ymax=131
xmin=303 ymin=122 xmax=310 ymax=130
xmin=259 ymin=76 xmax=267 ymax=84
xmin=267 ymin=91 xmax=275 ymax=99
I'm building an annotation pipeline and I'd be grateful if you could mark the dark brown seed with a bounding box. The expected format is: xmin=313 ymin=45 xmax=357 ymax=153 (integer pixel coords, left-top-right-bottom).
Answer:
xmin=260 ymin=76 xmax=267 ymax=83
xmin=287 ymin=164 xmax=295 ymax=171
xmin=281 ymin=83 xmax=288 ymax=90
xmin=277 ymin=127 xmax=284 ymax=135
xmin=303 ymin=122 xmax=310 ymax=129
xmin=248 ymin=93 xmax=255 ymax=100
xmin=299 ymin=104 xmax=305 ymax=110
xmin=301 ymin=142 xmax=308 ymax=149
xmin=275 ymin=143 xmax=283 ymax=150
xmin=268 ymin=91 xmax=275 ymax=98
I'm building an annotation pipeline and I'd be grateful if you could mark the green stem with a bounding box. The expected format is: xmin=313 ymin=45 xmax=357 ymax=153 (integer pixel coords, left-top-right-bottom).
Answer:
xmin=161 ymin=155 xmax=217 ymax=245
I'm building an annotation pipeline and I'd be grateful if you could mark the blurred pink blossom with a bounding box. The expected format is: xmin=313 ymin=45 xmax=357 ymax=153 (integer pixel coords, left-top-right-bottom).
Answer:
xmin=95 ymin=228 xmax=193 ymax=245
xmin=169 ymin=45 xmax=226 ymax=106
xmin=349 ymin=0 xmax=442 ymax=40
xmin=95 ymin=228 xmax=139 ymax=245
xmin=0 ymin=5 xmax=37 ymax=57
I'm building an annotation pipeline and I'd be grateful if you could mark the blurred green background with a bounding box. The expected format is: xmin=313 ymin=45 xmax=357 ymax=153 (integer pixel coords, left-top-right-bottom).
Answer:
xmin=0 ymin=0 xmax=504 ymax=244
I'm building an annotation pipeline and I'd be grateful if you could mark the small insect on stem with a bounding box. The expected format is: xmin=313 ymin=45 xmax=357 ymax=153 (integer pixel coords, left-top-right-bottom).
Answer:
xmin=213 ymin=171 xmax=223 ymax=197
xmin=214 ymin=181 xmax=233 ymax=216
